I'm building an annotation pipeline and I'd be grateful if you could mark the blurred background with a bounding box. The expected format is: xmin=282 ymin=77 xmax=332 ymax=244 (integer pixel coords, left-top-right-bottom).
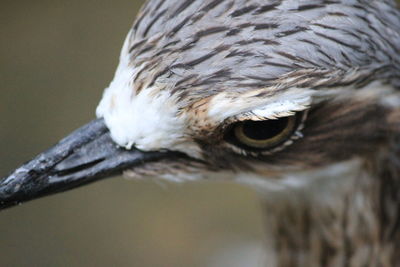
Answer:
xmin=1 ymin=1 xmax=399 ymax=267
xmin=0 ymin=1 xmax=264 ymax=267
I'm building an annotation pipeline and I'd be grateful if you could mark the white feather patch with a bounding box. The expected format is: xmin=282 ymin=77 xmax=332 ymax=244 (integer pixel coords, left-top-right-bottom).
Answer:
xmin=207 ymin=87 xmax=315 ymax=122
xmin=234 ymin=159 xmax=362 ymax=197
xmin=96 ymin=30 xmax=187 ymax=151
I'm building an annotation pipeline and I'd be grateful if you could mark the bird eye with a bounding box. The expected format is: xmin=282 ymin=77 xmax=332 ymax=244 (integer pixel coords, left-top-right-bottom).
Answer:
xmin=224 ymin=114 xmax=300 ymax=151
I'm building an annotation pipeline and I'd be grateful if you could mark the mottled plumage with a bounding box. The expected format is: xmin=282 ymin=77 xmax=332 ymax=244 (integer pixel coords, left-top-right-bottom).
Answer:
xmin=1 ymin=0 xmax=400 ymax=266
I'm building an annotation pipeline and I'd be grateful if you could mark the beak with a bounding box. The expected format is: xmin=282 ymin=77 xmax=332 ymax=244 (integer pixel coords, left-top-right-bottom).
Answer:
xmin=0 ymin=119 xmax=177 ymax=210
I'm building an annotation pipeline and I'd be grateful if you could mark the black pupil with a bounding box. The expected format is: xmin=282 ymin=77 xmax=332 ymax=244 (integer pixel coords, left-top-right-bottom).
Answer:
xmin=241 ymin=118 xmax=289 ymax=140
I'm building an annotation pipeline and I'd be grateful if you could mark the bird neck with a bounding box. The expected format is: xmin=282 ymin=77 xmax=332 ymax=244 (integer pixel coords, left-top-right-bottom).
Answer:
xmin=260 ymin=150 xmax=400 ymax=267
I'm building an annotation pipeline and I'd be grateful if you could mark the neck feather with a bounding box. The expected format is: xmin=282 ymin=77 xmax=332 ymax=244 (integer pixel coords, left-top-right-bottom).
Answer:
xmin=259 ymin=147 xmax=400 ymax=267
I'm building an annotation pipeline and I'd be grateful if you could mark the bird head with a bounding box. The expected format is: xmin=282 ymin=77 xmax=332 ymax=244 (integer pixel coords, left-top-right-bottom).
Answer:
xmin=1 ymin=0 xmax=400 ymax=208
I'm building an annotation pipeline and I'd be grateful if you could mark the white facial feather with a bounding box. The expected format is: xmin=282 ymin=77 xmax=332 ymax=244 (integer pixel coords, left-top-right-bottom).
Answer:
xmin=96 ymin=31 xmax=187 ymax=151
xmin=207 ymin=88 xmax=314 ymax=122
xmin=97 ymin=85 xmax=185 ymax=151
xmin=124 ymin=159 xmax=363 ymax=203
xmin=235 ymin=159 xmax=362 ymax=193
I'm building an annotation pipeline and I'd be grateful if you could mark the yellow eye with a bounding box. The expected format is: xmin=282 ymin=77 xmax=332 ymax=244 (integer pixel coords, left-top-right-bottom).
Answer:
xmin=225 ymin=115 xmax=299 ymax=150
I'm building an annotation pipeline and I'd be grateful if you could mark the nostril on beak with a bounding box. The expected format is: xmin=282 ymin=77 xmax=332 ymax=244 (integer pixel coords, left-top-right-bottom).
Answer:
xmin=53 ymin=158 xmax=105 ymax=177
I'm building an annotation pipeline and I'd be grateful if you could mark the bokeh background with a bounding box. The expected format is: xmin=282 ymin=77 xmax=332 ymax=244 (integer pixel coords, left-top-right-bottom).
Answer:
xmin=1 ymin=1 xmax=399 ymax=267
xmin=0 ymin=1 xmax=264 ymax=267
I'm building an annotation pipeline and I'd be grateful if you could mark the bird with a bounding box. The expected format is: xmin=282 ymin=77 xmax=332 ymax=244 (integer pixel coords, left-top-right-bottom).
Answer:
xmin=1 ymin=0 xmax=400 ymax=266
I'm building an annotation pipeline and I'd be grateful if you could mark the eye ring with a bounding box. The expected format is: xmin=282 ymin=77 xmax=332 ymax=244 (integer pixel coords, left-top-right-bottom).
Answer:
xmin=224 ymin=113 xmax=302 ymax=151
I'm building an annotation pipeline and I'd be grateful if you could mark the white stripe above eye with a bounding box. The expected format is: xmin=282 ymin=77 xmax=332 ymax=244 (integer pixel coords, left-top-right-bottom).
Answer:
xmin=207 ymin=87 xmax=315 ymax=122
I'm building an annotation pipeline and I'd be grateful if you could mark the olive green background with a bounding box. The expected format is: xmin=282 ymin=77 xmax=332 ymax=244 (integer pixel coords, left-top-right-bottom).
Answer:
xmin=1 ymin=1 xmax=399 ymax=267
xmin=0 ymin=1 xmax=263 ymax=266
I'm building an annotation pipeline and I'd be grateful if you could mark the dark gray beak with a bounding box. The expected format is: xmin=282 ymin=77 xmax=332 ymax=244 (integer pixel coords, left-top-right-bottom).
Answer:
xmin=0 ymin=119 xmax=178 ymax=210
